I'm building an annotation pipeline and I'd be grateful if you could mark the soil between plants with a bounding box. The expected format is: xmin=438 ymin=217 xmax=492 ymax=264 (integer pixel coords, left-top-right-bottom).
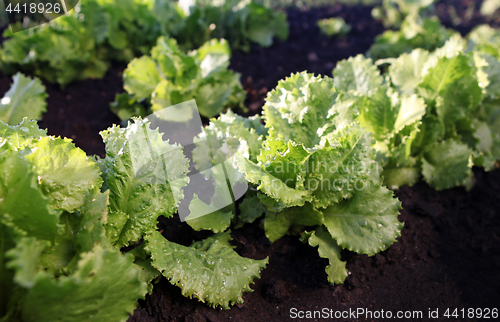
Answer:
xmin=0 ymin=2 xmax=499 ymax=322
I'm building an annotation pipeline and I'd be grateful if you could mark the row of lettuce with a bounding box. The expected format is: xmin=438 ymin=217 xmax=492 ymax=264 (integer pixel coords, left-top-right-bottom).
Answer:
xmin=0 ymin=0 xmax=288 ymax=86
xmin=2 ymin=22 xmax=500 ymax=319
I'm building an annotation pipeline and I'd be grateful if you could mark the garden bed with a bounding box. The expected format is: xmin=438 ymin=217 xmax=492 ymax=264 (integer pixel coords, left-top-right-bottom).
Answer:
xmin=1 ymin=1 xmax=499 ymax=321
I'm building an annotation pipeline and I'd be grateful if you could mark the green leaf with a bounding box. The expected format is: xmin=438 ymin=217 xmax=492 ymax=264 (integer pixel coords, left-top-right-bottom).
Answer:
xmin=0 ymin=73 xmax=47 ymax=126
xmin=24 ymin=137 xmax=103 ymax=213
xmin=246 ymin=3 xmax=289 ymax=47
xmin=0 ymin=118 xmax=47 ymax=151
xmin=388 ymin=49 xmax=430 ymax=95
xmin=394 ymin=94 xmax=427 ymax=133
xmin=110 ymin=93 xmax=147 ymax=121
xmin=124 ymin=56 xmax=162 ymax=100
xmin=307 ymin=124 xmax=379 ymax=207
xmin=237 ymin=156 xmax=311 ymax=209
xmin=238 ymin=194 xmax=266 ymax=225
xmin=0 ymin=149 xmax=60 ymax=241
xmin=482 ymin=54 xmax=500 ymax=98
xmin=100 ymin=118 xmax=190 ymax=247
xmin=264 ymin=203 xmax=323 ymax=242
xmin=383 ymin=166 xmax=420 ymax=189
xmin=195 ymin=110 xmax=266 ymax=164
xmin=357 ymin=86 xmax=399 ymax=140
xmin=306 ymin=227 xmax=348 ymax=284
xmin=410 ymin=114 xmax=445 ymax=155
xmin=333 ymin=55 xmax=383 ymax=95
xmin=185 ymin=166 xmax=236 ymax=233
xmin=421 ymin=140 xmax=473 ymax=190
xmin=75 ymin=190 xmax=111 ymax=253
xmin=193 ymin=39 xmax=231 ymax=78
xmin=417 ymin=55 xmax=482 ymax=131
xmin=323 ymin=184 xmax=402 ymax=255
xmin=21 ymin=246 xmax=147 ymax=322
xmin=263 ymin=72 xmax=339 ymax=147
xmin=145 ymin=230 xmax=268 ymax=309
xmin=6 ymin=237 xmax=48 ymax=288
xmin=317 ymin=17 xmax=351 ymax=37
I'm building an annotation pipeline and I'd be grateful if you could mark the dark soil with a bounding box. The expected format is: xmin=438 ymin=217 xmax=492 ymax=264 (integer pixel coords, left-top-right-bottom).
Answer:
xmin=1 ymin=1 xmax=499 ymax=322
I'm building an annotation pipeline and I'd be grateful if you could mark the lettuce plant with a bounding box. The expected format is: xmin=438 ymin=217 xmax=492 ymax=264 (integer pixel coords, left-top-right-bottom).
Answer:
xmin=0 ymin=0 xmax=161 ymax=86
xmin=198 ymin=73 xmax=403 ymax=284
xmin=0 ymin=73 xmax=47 ymax=125
xmin=163 ymin=0 xmax=289 ymax=52
xmin=0 ymin=116 xmax=267 ymax=319
xmin=368 ymin=14 xmax=456 ymax=60
xmin=113 ymin=37 xmax=245 ymax=121
xmin=372 ymin=0 xmax=436 ymax=28
xmin=0 ymin=0 xmax=288 ymax=86
xmin=333 ymin=30 xmax=500 ymax=190
xmin=317 ymin=17 xmax=351 ymax=37
xmin=0 ymin=119 xmax=147 ymax=322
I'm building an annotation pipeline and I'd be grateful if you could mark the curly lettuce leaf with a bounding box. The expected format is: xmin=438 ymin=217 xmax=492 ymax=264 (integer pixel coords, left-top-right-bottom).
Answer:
xmin=120 ymin=37 xmax=245 ymax=120
xmin=237 ymin=193 xmax=266 ymax=226
xmin=333 ymin=55 xmax=383 ymax=96
xmin=20 ymin=246 xmax=147 ymax=322
xmin=0 ymin=73 xmax=47 ymax=126
xmin=194 ymin=110 xmax=266 ymax=165
xmin=303 ymin=227 xmax=348 ymax=284
xmin=323 ymin=184 xmax=402 ymax=256
xmin=264 ymin=203 xmax=323 ymax=242
xmin=74 ymin=190 xmax=111 ymax=253
xmin=307 ymin=124 xmax=379 ymax=207
xmin=100 ymin=118 xmax=189 ymax=247
xmin=24 ymin=136 xmax=103 ymax=213
xmin=124 ymin=56 xmax=162 ymax=100
xmin=238 ymin=156 xmax=312 ymax=209
xmin=0 ymin=118 xmax=47 ymax=150
xmin=421 ymin=139 xmax=473 ymax=190
xmin=388 ymin=49 xmax=430 ymax=95
xmin=263 ymin=72 xmax=339 ymax=147
xmin=5 ymin=237 xmax=48 ymax=288
xmin=418 ymin=54 xmax=482 ymax=130
xmin=246 ymin=2 xmax=289 ymax=47
xmin=145 ymin=230 xmax=268 ymax=309
xmin=0 ymin=149 xmax=60 ymax=241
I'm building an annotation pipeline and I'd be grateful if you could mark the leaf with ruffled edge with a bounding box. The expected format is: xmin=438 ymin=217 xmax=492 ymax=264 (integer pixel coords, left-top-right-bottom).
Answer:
xmin=263 ymin=72 xmax=339 ymax=147
xmin=307 ymin=123 xmax=379 ymax=208
xmin=264 ymin=203 xmax=323 ymax=242
xmin=100 ymin=118 xmax=190 ymax=247
xmin=0 ymin=73 xmax=47 ymax=126
xmin=145 ymin=230 xmax=268 ymax=309
xmin=333 ymin=55 xmax=383 ymax=96
xmin=24 ymin=136 xmax=102 ymax=213
xmin=421 ymin=140 xmax=473 ymax=190
xmin=388 ymin=49 xmax=430 ymax=95
xmin=323 ymin=184 xmax=402 ymax=256
xmin=303 ymin=227 xmax=348 ymax=284
xmin=0 ymin=149 xmax=60 ymax=242
xmin=124 ymin=56 xmax=162 ymax=100
xmin=21 ymin=246 xmax=147 ymax=322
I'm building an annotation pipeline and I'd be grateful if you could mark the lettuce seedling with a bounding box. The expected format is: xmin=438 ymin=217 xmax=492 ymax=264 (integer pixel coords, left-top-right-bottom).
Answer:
xmin=113 ymin=37 xmax=246 ymax=121
xmin=332 ymin=30 xmax=500 ymax=190
xmin=317 ymin=18 xmax=351 ymax=37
